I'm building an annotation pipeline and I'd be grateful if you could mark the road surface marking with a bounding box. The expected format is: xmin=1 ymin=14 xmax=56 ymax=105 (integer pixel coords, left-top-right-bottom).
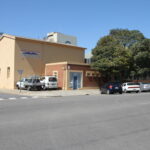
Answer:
xmin=32 ymin=96 xmax=39 ymax=99
xmin=20 ymin=97 xmax=28 ymax=99
xmin=140 ymin=102 xmax=150 ymax=105
xmin=8 ymin=97 xmax=17 ymax=100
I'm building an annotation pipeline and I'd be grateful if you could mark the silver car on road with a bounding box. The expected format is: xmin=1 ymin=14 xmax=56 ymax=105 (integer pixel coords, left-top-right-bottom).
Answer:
xmin=139 ymin=82 xmax=150 ymax=92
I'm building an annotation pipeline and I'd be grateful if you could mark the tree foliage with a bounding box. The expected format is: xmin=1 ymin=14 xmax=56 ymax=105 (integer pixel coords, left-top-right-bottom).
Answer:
xmin=131 ymin=39 xmax=150 ymax=78
xmin=91 ymin=29 xmax=145 ymax=82
xmin=110 ymin=29 xmax=145 ymax=48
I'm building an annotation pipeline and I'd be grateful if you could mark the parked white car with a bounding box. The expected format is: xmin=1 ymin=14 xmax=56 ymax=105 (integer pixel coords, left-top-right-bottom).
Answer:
xmin=16 ymin=78 xmax=28 ymax=89
xmin=40 ymin=76 xmax=58 ymax=90
xmin=122 ymin=82 xmax=140 ymax=93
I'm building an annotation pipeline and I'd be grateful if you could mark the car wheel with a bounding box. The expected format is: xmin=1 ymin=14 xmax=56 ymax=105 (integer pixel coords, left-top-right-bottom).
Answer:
xmin=107 ymin=90 xmax=110 ymax=94
xmin=119 ymin=91 xmax=122 ymax=94
xmin=136 ymin=91 xmax=139 ymax=93
xmin=43 ymin=86 xmax=47 ymax=90
xmin=27 ymin=86 xmax=31 ymax=91
xmin=16 ymin=85 xmax=20 ymax=90
xmin=38 ymin=87 xmax=42 ymax=91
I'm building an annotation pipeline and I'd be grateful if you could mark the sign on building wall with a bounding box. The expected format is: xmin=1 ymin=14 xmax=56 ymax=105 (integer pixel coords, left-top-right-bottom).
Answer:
xmin=17 ymin=69 xmax=24 ymax=75
xmin=21 ymin=50 xmax=40 ymax=58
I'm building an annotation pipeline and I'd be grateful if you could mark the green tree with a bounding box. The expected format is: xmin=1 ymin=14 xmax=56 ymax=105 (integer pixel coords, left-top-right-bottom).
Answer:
xmin=110 ymin=29 xmax=145 ymax=48
xmin=91 ymin=29 xmax=145 ymax=82
xmin=131 ymin=39 xmax=150 ymax=79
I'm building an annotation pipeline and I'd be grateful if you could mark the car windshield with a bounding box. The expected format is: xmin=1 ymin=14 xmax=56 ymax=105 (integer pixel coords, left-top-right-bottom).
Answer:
xmin=33 ymin=79 xmax=40 ymax=83
xmin=28 ymin=79 xmax=32 ymax=83
xmin=102 ymin=82 xmax=121 ymax=87
xmin=109 ymin=82 xmax=121 ymax=86
xmin=127 ymin=83 xmax=139 ymax=85
xmin=49 ymin=78 xmax=57 ymax=82
xmin=142 ymin=82 xmax=150 ymax=84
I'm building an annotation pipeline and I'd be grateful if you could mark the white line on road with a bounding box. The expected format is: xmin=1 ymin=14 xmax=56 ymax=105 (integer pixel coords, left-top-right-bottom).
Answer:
xmin=8 ymin=98 xmax=17 ymax=100
xmin=32 ymin=96 xmax=39 ymax=99
xmin=20 ymin=97 xmax=28 ymax=99
xmin=139 ymin=102 xmax=150 ymax=105
xmin=0 ymin=98 xmax=4 ymax=101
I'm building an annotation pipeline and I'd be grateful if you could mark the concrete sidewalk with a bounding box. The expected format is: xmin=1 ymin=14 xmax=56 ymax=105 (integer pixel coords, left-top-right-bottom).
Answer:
xmin=0 ymin=89 xmax=101 ymax=97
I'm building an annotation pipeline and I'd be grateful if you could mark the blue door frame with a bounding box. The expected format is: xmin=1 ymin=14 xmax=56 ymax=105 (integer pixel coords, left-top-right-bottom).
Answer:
xmin=70 ymin=72 xmax=82 ymax=90
xmin=73 ymin=76 xmax=78 ymax=90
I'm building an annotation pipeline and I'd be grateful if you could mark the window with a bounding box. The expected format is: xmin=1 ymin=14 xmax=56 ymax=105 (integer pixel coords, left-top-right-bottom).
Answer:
xmin=53 ymin=71 xmax=58 ymax=79
xmin=86 ymin=72 xmax=91 ymax=77
xmin=49 ymin=77 xmax=57 ymax=82
xmin=7 ymin=67 xmax=10 ymax=78
xmin=40 ymin=77 xmax=45 ymax=81
xmin=86 ymin=71 xmax=100 ymax=77
xmin=65 ymin=41 xmax=71 ymax=44
xmin=84 ymin=58 xmax=91 ymax=64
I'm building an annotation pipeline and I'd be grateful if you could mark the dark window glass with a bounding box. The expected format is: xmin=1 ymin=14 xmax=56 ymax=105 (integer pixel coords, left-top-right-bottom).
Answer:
xmin=49 ymin=77 xmax=57 ymax=82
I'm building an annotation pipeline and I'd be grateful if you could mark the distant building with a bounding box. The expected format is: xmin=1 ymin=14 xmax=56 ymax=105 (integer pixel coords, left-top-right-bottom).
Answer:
xmin=44 ymin=32 xmax=77 ymax=46
xmin=85 ymin=53 xmax=92 ymax=64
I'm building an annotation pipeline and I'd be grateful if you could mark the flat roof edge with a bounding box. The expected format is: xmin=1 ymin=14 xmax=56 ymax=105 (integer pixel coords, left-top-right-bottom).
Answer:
xmin=15 ymin=35 xmax=86 ymax=50
xmin=0 ymin=34 xmax=15 ymax=41
xmin=0 ymin=33 xmax=86 ymax=50
xmin=46 ymin=61 xmax=90 ymax=66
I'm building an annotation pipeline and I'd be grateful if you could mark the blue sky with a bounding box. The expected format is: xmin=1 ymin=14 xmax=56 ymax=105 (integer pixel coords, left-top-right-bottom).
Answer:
xmin=1 ymin=0 xmax=150 ymax=54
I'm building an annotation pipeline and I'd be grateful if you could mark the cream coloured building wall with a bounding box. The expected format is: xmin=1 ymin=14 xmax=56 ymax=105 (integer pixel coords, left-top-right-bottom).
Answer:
xmin=14 ymin=39 xmax=43 ymax=84
xmin=14 ymin=37 xmax=85 ymax=85
xmin=42 ymin=44 xmax=84 ymax=64
xmin=0 ymin=36 xmax=15 ymax=89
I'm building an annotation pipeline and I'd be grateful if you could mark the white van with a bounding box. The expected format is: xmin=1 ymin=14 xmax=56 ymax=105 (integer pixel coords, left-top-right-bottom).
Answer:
xmin=16 ymin=78 xmax=29 ymax=89
xmin=40 ymin=76 xmax=58 ymax=90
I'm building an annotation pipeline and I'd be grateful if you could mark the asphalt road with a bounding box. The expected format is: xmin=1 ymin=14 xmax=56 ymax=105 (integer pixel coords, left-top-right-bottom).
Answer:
xmin=0 ymin=93 xmax=150 ymax=150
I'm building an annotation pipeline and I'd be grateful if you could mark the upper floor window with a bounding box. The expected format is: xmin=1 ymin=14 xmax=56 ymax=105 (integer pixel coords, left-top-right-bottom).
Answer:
xmin=53 ymin=71 xmax=58 ymax=79
xmin=65 ymin=41 xmax=71 ymax=44
xmin=7 ymin=67 xmax=10 ymax=78
xmin=84 ymin=58 xmax=92 ymax=64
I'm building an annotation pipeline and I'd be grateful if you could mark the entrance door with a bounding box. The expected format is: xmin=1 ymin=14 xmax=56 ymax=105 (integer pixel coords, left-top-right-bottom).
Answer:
xmin=73 ymin=76 xmax=78 ymax=90
xmin=70 ymin=72 xmax=82 ymax=89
